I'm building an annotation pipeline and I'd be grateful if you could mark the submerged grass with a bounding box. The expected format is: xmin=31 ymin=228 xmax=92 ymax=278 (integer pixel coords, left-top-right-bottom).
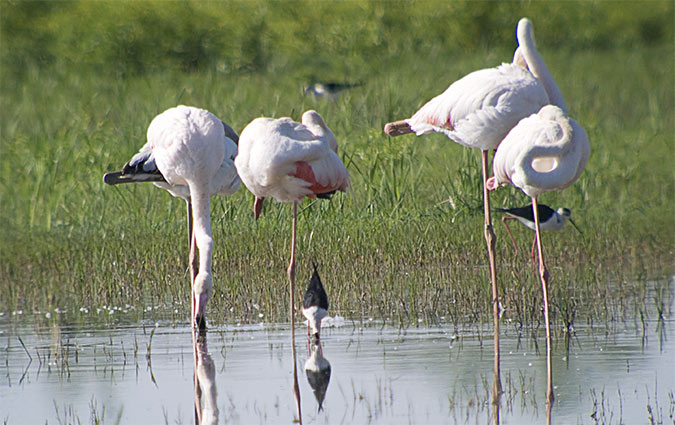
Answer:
xmin=1 ymin=2 xmax=673 ymax=329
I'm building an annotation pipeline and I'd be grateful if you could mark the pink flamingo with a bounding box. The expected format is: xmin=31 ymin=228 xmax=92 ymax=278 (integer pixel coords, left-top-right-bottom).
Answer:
xmin=384 ymin=18 xmax=566 ymax=398
xmin=487 ymin=104 xmax=590 ymax=405
xmin=235 ymin=109 xmax=350 ymax=423
xmin=104 ymin=105 xmax=240 ymax=329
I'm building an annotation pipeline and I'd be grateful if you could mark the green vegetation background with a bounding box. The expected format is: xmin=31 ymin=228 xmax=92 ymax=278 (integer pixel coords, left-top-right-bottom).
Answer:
xmin=1 ymin=1 xmax=673 ymax=327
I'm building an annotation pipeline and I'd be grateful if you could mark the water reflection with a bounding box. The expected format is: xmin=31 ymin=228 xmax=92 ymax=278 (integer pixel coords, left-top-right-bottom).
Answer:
xmin=1 ymin=289 xmax=672 ymax=425
xmin=192 ymin=329 xmax=218 ymax=425
xmin=304 ymin=335 xmax=331 ymax=412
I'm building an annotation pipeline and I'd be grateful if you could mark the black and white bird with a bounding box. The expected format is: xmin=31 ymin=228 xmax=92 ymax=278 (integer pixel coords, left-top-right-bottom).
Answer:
xmin=303 ymin=81 xmax=361 ymax=101
xmin=498 ymin=203 xmax=581 ymax=260
xmin=302 ymin=264 xmax=329 ymax=340
xmin=304 ymin=338 xmax=331 ymax=412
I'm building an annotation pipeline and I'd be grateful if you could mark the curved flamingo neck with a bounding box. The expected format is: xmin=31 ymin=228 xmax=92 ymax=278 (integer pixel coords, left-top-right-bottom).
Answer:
xmin=302 ymin=110 xmax=338 ymax=152
xmin=517 ymin=19 xmax=567 ymax=114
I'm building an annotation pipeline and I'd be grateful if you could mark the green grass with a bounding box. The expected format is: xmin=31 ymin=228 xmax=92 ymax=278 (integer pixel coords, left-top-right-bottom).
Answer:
xmin=1 ymin=1 xmax=673 ymax=328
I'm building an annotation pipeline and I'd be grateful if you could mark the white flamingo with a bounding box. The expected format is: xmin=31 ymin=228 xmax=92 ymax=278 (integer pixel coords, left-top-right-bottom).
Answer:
xmin=235 ymin=109 xmax=350 ymax=423
xmin=383 ymin=17 xmax=564 ymax=397
xmin=384 ymin=18 xmax=565 ymax=144
xmin=103 ymin=105 xmax=240 ymax=329
xmin=487 ymin=104 xmax=590 ymax=404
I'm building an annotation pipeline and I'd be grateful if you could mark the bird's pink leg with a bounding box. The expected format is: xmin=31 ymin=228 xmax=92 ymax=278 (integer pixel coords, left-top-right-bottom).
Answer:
xmin=288 ymin=201 xmax=297 ymax=317
xmin=501 ymin=216 xmax=519 ymax=257
xmin=253 ymin=196 xmax=265 ymax=219
xmin=288 ymin=201 xmax=302 ymax=424
xmin=187 ymin=200 xmax=198 ymax=328
xmin=532 ymin=197 xmax=554 ymax=406
xmin=531 ymin=235 xmax=537 ymax=267
xmin=481 ymin=150 xmax=502 ymax=403
xmin=187 ymin=200 xmax=202 ymax=422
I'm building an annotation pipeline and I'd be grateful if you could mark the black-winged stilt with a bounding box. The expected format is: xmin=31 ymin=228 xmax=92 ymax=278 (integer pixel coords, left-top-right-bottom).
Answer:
xmin=498 ymin=203 xmax=582 ymax=260
xmin=303 ymin=81 xmax=361 ymax=101
xmin=302 ymin=264 xmax=329 ymax=340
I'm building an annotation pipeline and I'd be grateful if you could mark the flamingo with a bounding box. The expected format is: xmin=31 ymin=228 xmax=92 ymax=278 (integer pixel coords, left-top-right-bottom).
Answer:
xmin=235 ymin=109 xmax=350 ymax=423
xmin=383 ymin=17 xmax=564 ymax=397
xmin=103 ymin=105 xmax=240 ymax=329
xmin=497 ymin=203 xmax=582 ymax=261
xmin=487 ymin=104 xmax=590 ymax=404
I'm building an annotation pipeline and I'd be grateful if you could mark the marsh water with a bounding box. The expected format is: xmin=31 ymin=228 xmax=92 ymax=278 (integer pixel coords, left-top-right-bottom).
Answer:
xmin=2 ymin=285 xmax=673 ymax=425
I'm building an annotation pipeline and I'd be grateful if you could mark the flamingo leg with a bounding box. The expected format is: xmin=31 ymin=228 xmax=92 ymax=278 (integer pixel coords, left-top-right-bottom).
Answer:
xmin=288 ymin=201 xmax=303 ymax=424
xmin=532 ymin=198 xmax=554 ymax=406
xmin=531 ymin=236 xmax=537 ymax=267
xmin=481 ymin=150 xmax=502 ymax=402
xmin=188 ymin=198 xmax=203 ymax=423
xmin=187 ymin=199 xmax=198 ymax=328
xmin=501 ymin=216 xmax=519 ymax=257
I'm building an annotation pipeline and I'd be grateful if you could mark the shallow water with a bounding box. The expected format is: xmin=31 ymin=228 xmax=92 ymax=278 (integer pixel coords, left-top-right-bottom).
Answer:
xmin=1 ymin=306 xmax=673 ymax=424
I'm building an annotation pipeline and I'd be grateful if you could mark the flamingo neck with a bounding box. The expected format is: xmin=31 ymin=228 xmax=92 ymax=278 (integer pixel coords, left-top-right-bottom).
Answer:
xmin=517 ymin=20 xmax=567 ymax=114
xmin=302 ymin=111 xmax=338 ymax=152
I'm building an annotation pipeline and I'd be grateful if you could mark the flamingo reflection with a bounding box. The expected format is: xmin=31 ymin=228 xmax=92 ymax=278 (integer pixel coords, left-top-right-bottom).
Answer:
xmin=192 ymin=329 xmax=218 ymax=425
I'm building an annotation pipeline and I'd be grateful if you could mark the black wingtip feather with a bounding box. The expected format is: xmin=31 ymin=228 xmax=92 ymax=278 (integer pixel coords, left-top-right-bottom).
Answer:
xmin=316 ymin=190 xmax=336 ymax=200
xmin=103 ymin=171 xmax=124 ymax=185
xmin=103 ymin=170 xmax=166 ymax=185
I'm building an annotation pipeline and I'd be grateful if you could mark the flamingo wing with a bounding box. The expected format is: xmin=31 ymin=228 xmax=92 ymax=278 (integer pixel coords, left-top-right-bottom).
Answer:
xmin=150 ymin=106 xmax=226 ymax=187
xmin=104 ymin=106 xmax=241 ymax=201
xmin=103 ymin=142 xmax=166 ymax=185
xmin=407 ymin=64 xmax=549 ymax=151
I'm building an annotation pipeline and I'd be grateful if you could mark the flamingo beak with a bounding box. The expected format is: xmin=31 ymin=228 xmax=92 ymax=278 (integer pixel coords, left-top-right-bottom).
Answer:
xmin=253 ymin=196 xmax=265 ymax=219
xmin=194 ymin=293 xmax=208 ymax=330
